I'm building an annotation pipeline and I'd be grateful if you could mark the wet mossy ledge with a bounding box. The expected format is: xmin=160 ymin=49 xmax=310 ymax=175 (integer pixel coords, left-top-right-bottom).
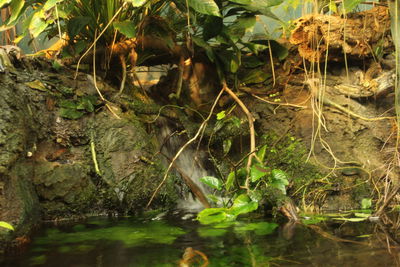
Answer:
xmin=0 ymin=59 xmax=180 ymax=251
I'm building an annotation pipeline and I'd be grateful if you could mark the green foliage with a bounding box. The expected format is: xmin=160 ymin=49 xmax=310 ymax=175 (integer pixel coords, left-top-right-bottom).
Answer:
xmin=0 ymin=221 xmax=14 ymax=231
xmin=361 ymin=198 xmax=372 ymax=210
xmin=58 ymin=95 xmax=98 ymax=119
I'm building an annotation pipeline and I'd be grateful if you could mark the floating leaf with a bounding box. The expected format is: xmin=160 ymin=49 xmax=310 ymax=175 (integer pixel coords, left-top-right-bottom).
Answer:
xmin=188 ymin=0 xmax=221 ymax=17
xmin=25 ymin=80 xmax=47 ymax=91
xmin=197 ymin=227 xmax=227 ymax=237
xmin=200 ymin=176 xmax=223 ymax=190
xmin=333 ymin=217 xmax=367 ymax=222
xmin=234 ymin=222 xmax=278 ymax=235
xmin=197 ymin=208 xmax=227 ymax=224
xmin=0 ymin=221 xmax=14 ymax=231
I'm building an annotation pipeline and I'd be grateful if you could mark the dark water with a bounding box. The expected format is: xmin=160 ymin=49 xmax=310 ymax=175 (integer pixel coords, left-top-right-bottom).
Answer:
xmin=1 ymin=214 xmax=399 ymax=267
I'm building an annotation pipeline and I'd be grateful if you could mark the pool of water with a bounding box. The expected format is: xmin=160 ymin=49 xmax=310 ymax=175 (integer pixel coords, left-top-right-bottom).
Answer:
xmin=1 ymin=213 xmax=398 ymax=266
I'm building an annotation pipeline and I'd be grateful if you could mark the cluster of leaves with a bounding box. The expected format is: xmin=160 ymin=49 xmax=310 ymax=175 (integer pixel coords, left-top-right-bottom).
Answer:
xmin=1 ymin=0 xmax=288 ymax=82
xmin=198 ymin=112 xmax=290 ymax=225
xmin=58 ymin=95 xmax=98 ymax=119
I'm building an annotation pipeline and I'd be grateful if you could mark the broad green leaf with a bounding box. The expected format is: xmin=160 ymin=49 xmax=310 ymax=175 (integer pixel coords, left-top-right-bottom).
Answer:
xmin=192 ymin=36 xmax=215 ymax=62
xmin=227 ymin=15 xmax=256 ymax=40
xmin=229 ymin=0 xmax=252 ymax=4
xmin=240 ymin=68 xmax=271 ymax=85
xmin=341 ymin=0 xmax=362 ymax=14
xmin=59 ymin=108 xmax=84 ymax=120
xmin=216 ymin=110 xmax=226 ymax=120
xmin=43 ymin=0 xmax=63 ymax=11
xmin=230 ymin=194 xmax=258 ymax=216
xmin=361 ymin=198 xmax=372 ymax=209
xmin=223 ymin=139 xmax=232 ymax=155
xmin=301 ymin=216 xmax=327 ymax=225
xmin=251 ymin=39 xmax=288 ymax=60
xmin=250 ymin=164 xmax=268 ymax=182
xmin=225 ymin=171 xmax=235 ymax=191
xmin=59 ymin=100 xmax=77 ymax=109
xmin=8 ymin=0 xmax=25 ymax=25
xmin=197 ymin=208 xmax=227 ymax=224
xmin=270 ymin=169 xmax=289 ymax=194
xmin=67 ymin=16 xmax=91 ymax=39
xmin=126 ymin=0 xmax=147 ymax=7
xmin=200 ymin=176 xmax=223 ymax=190
xmin=188 ymin=0 xmax=221 ymax=17
xmin=29 ymin=13 xmax=48 ymax=38
xmin=203 ymin=16 xmax=223 ymax=41
xmin=113 ymin=20 xmax=136 ymax=38
xmin=257 ymin=145 xmax=267 ymax=162
xmin=0 ymin=221 xmax=14 ymax=231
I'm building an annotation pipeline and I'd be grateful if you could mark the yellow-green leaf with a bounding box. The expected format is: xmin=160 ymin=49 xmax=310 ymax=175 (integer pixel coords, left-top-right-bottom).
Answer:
xmin=0 ymin=221 xmax=14 ymax=231
xmin=25 ymin=80 xmax=47 ymax=91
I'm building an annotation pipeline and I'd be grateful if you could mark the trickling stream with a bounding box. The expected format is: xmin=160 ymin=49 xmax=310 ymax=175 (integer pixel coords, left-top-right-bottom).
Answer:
xmin=1 ymin=215 xmax=398 ymax=267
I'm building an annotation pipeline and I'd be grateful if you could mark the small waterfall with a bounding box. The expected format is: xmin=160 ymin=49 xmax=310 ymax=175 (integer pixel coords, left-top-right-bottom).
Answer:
xmin=157 ymin=119 xmax=212 ymax=211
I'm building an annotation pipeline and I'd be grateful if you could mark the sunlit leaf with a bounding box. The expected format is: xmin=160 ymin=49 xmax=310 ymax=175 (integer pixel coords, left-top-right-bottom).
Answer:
xmin=230 ymin=194 xmax=258 ymax=216
xmin=113 ymin=20 xmax=136 ymax=38
xmin=0 ymin=221 xmax=14 ymax=231
xmin=43 ymin=0 xmax=63 ymax=11
xmin=216 ymin=110 xmax=226 ymax=120
xmin=29 ymin=13 xmax=48 ymax=38
xmin=333 ymin=217 xmax=367 ymax=222
xmin=354 ymin=212 xmax=371 ymax=218
xmin=8 ymin=0 xmax=25 ymax=25
xmin=197 ymin=208 xmax=227 ymax=224
xmin=200 ymin=176 xmax=223 ymax=190
xmin=188 ymin=0 xmax=221 ymax=17
xmin=0 ymin=0 xmax=11 ymax=8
